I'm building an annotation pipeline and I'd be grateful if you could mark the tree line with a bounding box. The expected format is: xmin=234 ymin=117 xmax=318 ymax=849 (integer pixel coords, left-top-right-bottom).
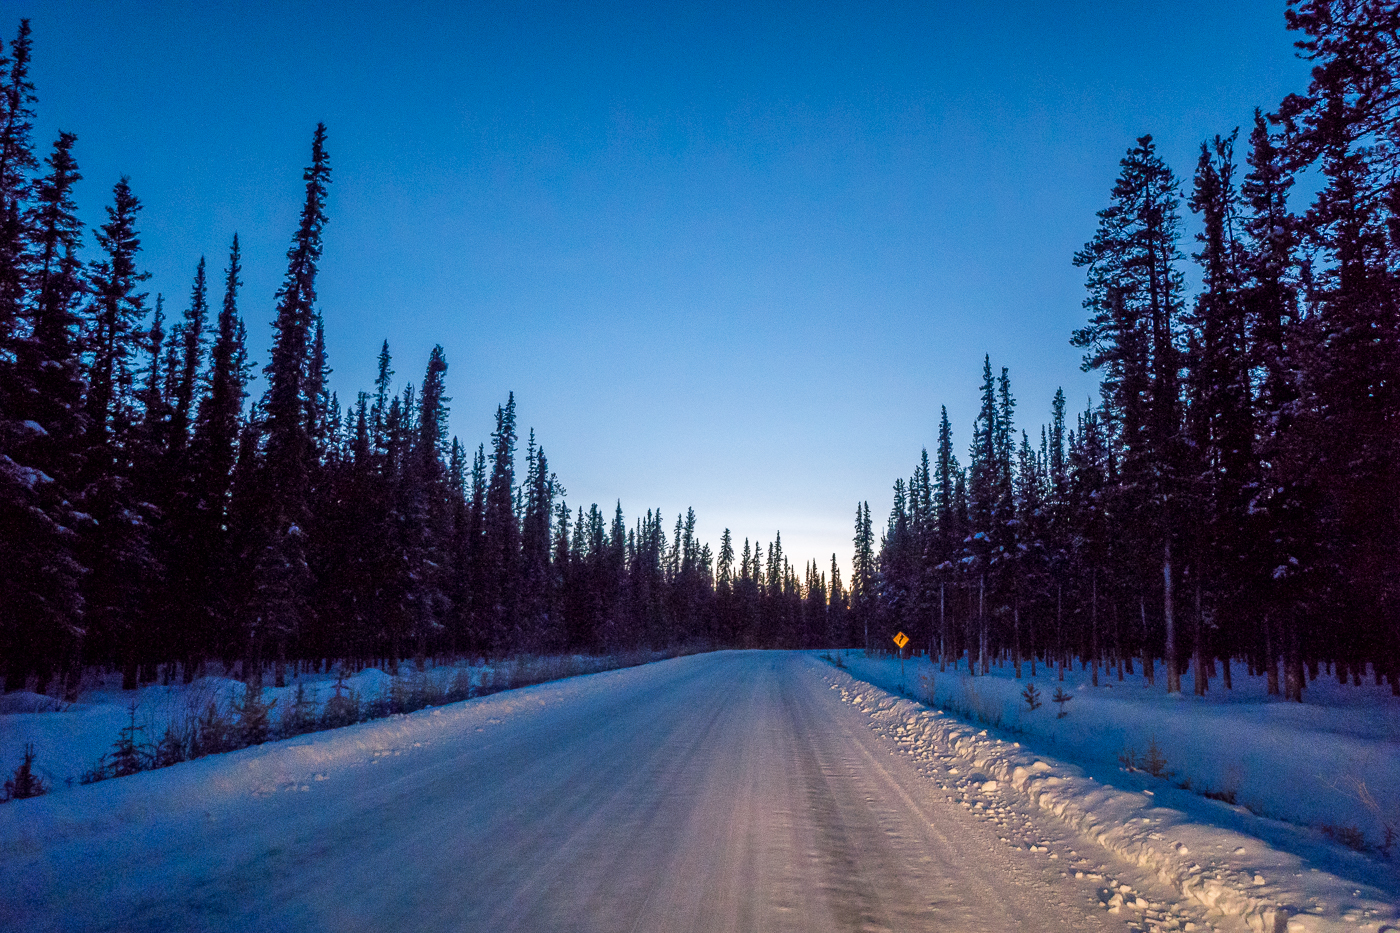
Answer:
xmin=0 ymin=21 xmax=860 ymax=697
xmin=867 ymin=0 xmax=1400 ymax=700
xmin=6 ymin=1 xmax=1396 ymax=704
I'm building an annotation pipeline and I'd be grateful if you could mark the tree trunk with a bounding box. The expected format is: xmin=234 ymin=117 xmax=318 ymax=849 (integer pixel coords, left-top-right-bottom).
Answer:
xmin=1013 ymin=601 xmax=1022 ymax=678
xmin=1264 ymin=611 xmax=1280 ymax=696
xmin=1194 ymin=578 xmax=1207 ymax=695
xmin=1056 ymin=584 xmax=1065 ymax=681
xmin=1164 ymin=540 xmax=1179 ymax=693
xmin=63 ymin=662 xmax=81 ymax=703
xmin=966 ymin=581 xmax=974 ymax=674
xmin=1029 ymin=606 xmax=1037 ymax=678
xmin=978 ymin=574 xmax=987 ymax=675
xmin=939 ymin=582 xmax=947 ymax=672
xmin=1284 ymin=607 xmax=1304 ymax=702
xmin=1141 ymin=597 xmax=1154 ymax=686
xmin=1091 ymin=569 xmax=1099 ymax=687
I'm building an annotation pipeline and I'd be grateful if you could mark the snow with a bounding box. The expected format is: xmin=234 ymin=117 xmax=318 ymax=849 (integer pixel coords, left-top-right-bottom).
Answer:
xmin=1 ymin=453 xmax=50 ymax=487
xmin=829 ymin=653 xmax=1400 ymax=849
xmin=3 ymin=650 xmax=1397 ymax=932
xmin=0 ymin=656 xmax=640 ymax=793
xmin=0 ymin=652 xmax=1196 ymax=932
xmin=823 ymin=651 xmax=1399 ymax=932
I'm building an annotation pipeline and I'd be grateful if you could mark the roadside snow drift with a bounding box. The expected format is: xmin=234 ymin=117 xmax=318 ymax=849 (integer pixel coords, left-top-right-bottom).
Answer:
xmin=823 ymin=660 xmax=1399 ymax=933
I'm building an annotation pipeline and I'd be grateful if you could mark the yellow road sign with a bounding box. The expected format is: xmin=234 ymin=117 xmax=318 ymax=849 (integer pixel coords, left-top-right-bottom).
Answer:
xmin=893 ymin=631 xmax=909 ymax=649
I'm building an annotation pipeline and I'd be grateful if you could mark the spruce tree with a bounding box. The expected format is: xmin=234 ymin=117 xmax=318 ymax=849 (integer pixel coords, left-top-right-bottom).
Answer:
xmin=166 ymin=258 xmax=208 ymax=453
xmin=183 ymin=236 xmax=249 ymax=673
xmin=964 ymin=356 xmax=1002 ymax=673
xmin=716 ymin=528 xmax=735 ymax=642
xmin=465 ymin=442 xmax=487 ymax=650
xmin=1185 ymin=131 xmax=1254 ymax=696
xmin=148 ymin=259 xmax=210 ymax=681
xmin=82 ymin=176 xmax=161 ymax=690
xmin=481 ymin=393 xmax=518 ymax=654
xmin=0 ymin=19 xmax=36 ymax=345
xmin=852 ymin=501 xmax=875 ymax=652
xmin=520 ymin=430 xmax=556 ymax=649
xmin=191 ymin=237 xmax=247 ymax=510
xmin=550 ymin=496 xmax=571 ymax=648
xmin=398 ymin=345 xmax=450 ymax=667
xmin=250 ymin=124 xmax=330 ymax=685
xmin=84 ymin=177 xmax=149 ymax=462
xmin=828 ymin=554 xmax=847 ymax=647
xmin=1072 ymin=135 xmax=1188 ymax=692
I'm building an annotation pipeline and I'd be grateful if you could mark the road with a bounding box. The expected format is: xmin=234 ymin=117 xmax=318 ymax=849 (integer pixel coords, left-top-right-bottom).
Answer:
xmin=6 ymin=651 xmax=1140 ymax=932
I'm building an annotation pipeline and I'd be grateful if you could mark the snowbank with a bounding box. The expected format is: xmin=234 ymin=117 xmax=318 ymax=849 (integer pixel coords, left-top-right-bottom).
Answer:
xmin=0 ymin=654 xmax=659 ymax=794
xmin=834 ymin=653 xmax=1400 ymax=853
xmin=822 ymin=656 xmax=1399 ymax=933
xmin=1 ymin=656 xmax=677 ymax=862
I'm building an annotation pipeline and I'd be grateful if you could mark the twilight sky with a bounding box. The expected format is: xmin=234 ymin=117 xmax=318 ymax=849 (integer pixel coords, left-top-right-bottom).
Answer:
xmin=15 ymin=0 xmax=1312 ymax=576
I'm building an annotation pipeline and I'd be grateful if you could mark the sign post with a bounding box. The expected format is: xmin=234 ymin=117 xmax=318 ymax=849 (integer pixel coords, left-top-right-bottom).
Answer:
xmin=893 ymin=631 xmax=909 ymax=682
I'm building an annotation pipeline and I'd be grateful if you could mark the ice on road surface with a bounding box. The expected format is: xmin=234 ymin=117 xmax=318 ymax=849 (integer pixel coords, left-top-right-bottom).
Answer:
xmin=8 ymin=651 xmax=1162 ymax=932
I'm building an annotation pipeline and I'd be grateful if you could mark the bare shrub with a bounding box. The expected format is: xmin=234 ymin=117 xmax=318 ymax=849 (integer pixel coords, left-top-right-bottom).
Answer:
xmin=918 ymin=671 xmax=936 ymax=705
xmin=152 ymin=724 xmax=190 ymax=768
xmin=1119 ymin=737 xmax=1169 ymax=778
xmin=1325 ymin=771 xmax=1398 ymax=859
xmin=194 ymin=700 xmax=235 ymax=756
xmin=1319 ymin=822 xmax=1370 ymax=852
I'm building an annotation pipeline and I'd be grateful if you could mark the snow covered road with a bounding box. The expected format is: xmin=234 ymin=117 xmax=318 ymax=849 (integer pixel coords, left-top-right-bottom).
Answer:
xmin=7 ymin=651 xmax=1158 ymax=932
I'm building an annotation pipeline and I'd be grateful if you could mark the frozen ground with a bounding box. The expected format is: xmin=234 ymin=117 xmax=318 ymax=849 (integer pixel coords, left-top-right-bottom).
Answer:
xmin=2 ymin=651 xmax=1396 ymax=933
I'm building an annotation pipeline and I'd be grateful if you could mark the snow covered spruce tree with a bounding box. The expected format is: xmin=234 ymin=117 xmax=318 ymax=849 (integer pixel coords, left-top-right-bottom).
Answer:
xmin=0 ymin=28 xmax=87 ymax=697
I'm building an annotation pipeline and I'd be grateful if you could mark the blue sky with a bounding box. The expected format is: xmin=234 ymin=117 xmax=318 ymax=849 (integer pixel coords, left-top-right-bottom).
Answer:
xmin=13 ymin=0 xmax=1313 ymax=576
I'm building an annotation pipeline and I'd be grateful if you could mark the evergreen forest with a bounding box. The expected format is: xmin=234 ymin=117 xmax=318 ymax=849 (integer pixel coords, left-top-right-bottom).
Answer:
xmin=866 ymin=1 xmax=1400 ymax=700
xmin=3 ymin=1 xmax=1400 ymax=703
xmin=0 ymin=22 xmax=839 ymax=696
